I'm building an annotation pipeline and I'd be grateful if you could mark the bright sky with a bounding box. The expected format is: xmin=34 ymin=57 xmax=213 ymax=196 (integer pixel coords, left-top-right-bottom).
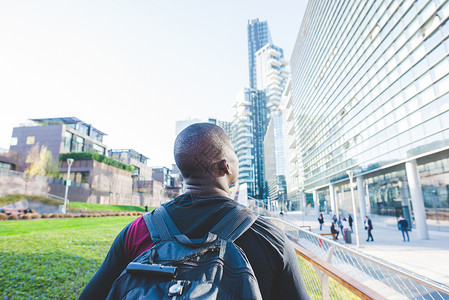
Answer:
xmin=0 ymin=0 xmax=307 ymax=167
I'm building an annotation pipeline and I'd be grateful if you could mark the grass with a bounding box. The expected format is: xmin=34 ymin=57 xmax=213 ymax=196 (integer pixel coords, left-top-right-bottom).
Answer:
xmin=0 ymin=194 xmax=147 ymax=213
xmin=297 ymin=254 xmax=361 ymax=299
xmin=0 ymin=216 xmax=137 ymax=299
xmin=0 ymin=212 xmax=360 ymax=299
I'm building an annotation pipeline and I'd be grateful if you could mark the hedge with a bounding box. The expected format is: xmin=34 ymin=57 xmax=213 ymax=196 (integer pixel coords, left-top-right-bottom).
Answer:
xmin=59 ymin=152 xmax=134 ymax=172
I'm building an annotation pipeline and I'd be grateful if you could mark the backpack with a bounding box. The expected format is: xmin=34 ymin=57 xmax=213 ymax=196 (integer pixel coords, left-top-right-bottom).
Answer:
xmin=107 ymin=205 xmax=263 ymax=300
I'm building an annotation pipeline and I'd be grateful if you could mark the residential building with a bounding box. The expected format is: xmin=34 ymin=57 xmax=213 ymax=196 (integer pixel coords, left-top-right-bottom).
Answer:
xmin=108 ymin=149 xmax=152 ymax=182
xmin=60 ymin=157 xmax=132 ymax=205
xmin=10 ymin=117 xmax=107 ymax=172
xmin=0 ymin=148 xmax=18 ymax=170
xmin=255 ymin=43 xmax=290 ymax=112
xmin=290 ymin=0 xmax=449 ymax=237
xmin=248 ymin=19 xmax=272 ymax=89
xmin=232 ymin=88 xmax=268 ymax=199
xmin=152 ymin=166 xmax=183 ymax=199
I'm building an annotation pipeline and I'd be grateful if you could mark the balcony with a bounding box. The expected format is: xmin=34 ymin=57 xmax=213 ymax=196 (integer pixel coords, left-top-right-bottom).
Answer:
xmin=268 ymin=48 xmax=281 ymax=57
xmin=268 ymin=58 xmax=282 ymax=68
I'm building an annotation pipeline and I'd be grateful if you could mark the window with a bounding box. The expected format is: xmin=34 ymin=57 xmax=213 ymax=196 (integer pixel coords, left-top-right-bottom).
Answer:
xmin=10 ymin=137 xmax=18 ymax=146
xmin=73 ymin=136 xmax=84 ymax=152
xmin=92 ymin=144 xmax=105 ymax=155
xmin=26 ymin=136 xmax=35 ymax=145
xmin=64 ymin=131 xmax=73 ymax=152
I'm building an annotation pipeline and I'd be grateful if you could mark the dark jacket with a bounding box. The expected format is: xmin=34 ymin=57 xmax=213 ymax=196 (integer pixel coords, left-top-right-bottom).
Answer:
xmin=79 ymin=194 xmax=310 ymax=300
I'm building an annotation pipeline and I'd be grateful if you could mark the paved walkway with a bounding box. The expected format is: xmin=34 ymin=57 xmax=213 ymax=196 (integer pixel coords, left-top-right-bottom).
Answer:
xmin=280 ymin=211 xmax=449 ymax=287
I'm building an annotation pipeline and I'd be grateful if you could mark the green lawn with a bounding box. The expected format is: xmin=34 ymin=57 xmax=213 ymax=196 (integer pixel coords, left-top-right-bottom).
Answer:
xmin=0 ymin=217 xmax=137 ymax=299
xmin=1 ymin=215 xmax=359 ymax=299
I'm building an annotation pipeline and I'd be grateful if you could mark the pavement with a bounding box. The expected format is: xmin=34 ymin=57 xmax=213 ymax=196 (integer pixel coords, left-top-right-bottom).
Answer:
xmin=279 ymin=211 xmax=449 ymax=287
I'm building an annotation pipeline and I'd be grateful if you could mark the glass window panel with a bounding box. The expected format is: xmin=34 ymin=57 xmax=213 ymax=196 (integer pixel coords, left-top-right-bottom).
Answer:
xmin=26 ymin=136 xmax=35 ymax=145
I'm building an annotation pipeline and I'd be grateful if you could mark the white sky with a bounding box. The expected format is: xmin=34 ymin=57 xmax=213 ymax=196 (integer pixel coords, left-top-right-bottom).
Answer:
xmin=0 ymin=0 xmax=307 ymax=167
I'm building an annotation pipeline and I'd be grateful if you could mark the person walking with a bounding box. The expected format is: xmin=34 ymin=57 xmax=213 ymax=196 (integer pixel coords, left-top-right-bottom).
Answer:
xmin=348 ymin=214 xmax=353 ymax=232
xmin=364 ymin=216 xmax=374 ymax=242
xmin=318 ymin=212 xmax=324 ymax=231
xmin=398 ymin=215 xmax=410 ymax=242
xmin=332 ymin=214 xmax=337 ymax=223
xmin=338 ymin=215 xmax=344 ymax=233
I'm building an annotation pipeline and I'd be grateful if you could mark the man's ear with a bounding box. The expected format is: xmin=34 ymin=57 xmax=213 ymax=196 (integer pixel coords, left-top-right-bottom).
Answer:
xmin=219 ymin=159 xmax=231 ymax=175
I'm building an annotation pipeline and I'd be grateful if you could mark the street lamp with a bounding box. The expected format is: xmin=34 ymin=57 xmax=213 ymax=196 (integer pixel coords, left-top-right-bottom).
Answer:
xmin=63 ymin=158 xmax=74 ymax=214
xmin=346 ymin=170 xmax=360 ymax=247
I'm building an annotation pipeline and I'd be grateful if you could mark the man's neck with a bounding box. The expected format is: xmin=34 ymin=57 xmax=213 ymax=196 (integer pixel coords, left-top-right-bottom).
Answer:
xmin=183 ymin=177 xmax=231 ymax=199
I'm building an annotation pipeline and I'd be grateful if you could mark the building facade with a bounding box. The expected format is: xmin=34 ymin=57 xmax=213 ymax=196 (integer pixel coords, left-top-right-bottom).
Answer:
xmin=264 ymin=111 xmax=287 ymax=208
xmin=291 ymin=0 xmax=449 ymax=237
xmin=10 ymin=117 xmax=107 ymax=172
xmin=108 ymin=149 xmax=152 ymax=182
xmin=255 ymin=43 xmax=290 ymax=112
xmin=248 ymin=19 xmax=272 ymax=89
xmin=232 ymin=88 xmax=268 ymax=199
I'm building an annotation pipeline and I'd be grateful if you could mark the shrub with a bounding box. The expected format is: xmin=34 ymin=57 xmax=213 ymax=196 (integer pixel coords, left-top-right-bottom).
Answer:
xmin=8 ymin=214 xmax=19 ymax=220
xmin=41 ymin=214 xmax=50 ymax=219
xmin=59 ymin=152 xmax=134 ymax=172
xmin=0 ymin=213 xmax=8 ymax=221
xmin=50 ymin=214 xmax=59 ymax=218
xmin=64 ymin=214 xmax=74 ymax=218
xmin=31 ymin=214 xmax=41 ymax=219
xmin=20 ymin=214 xmax=32 ymax=220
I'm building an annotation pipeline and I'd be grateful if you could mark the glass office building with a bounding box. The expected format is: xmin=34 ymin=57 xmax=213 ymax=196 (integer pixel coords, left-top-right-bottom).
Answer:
xmin=290 ymin=0 xmax=449 ymax=237
xmin=232 ymin=88 xmax=268 ymax=199
xmin=248 ymin=19 xmax=272 ymax=89
xmin=264 ymin=111 xmax=287 ymax=207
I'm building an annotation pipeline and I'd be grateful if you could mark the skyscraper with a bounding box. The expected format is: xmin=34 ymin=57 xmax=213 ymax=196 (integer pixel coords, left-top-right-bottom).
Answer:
xmin=290 ymin=0 xmax=449 ymax=238
xmin=255 ymin=43 xmax=290 ymax=112
xmin=264 ymin=110 xmax=287 ymax=205
xmin=247 ymin=19 xmax=272 ymax=89
xmin=232 ymin=88 xmax=268 ymax=199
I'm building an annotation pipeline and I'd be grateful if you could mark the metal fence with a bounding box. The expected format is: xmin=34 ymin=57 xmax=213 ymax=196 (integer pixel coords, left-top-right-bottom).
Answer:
xmin=267 ymin=217 xmax=449 ymax=300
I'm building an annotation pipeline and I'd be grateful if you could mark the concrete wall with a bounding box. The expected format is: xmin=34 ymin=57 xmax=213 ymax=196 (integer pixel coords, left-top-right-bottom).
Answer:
xmin=0 ymin=169 xmax=167 ymax=206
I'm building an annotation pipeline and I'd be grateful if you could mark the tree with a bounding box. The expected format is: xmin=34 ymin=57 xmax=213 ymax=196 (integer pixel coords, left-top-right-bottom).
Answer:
xmin=25 ymin=144 xmax=59 ymax=177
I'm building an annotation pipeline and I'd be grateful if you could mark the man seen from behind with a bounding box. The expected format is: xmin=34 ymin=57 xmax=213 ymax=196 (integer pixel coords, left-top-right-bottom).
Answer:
xmin=79 ymin=123 xmax=310 ymax=299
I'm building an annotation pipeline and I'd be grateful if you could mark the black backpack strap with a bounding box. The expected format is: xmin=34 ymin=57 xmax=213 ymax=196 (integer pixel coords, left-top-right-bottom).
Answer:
xmin=142 ymin=206 xmax=182 ymax=243
xmin=211 ymin=206 xmax=258 ymax=242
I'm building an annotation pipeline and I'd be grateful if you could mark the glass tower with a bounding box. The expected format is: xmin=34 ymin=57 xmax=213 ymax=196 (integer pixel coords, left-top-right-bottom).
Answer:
xmin=248 ymin=19 xmax=272 ymax=89
xmin=290 ymin=0 xmax=449 ymax=236
xmin=232 ymin=88 xmax=268 ymax=199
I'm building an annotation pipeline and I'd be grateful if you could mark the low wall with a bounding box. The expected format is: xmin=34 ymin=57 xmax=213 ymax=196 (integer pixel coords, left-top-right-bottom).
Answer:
xmin=0 ymin=171 xmax=169 ymax=206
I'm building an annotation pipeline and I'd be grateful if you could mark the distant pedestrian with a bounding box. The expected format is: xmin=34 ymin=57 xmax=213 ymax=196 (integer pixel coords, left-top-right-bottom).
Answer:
xmin=338 ymin=215 xmax=343 ymax=233
xmin=332 ymin=214 xmax=337 ymax=223
xmin=330 ymin=222 xmax=339 ymax=240
xmin=348 ymin=214 xmax=353 ymax=232
xmin=342 ymin=218 xmax=350 ymax=241
xmin=364 ymin=216 xmax=374 ymax=242
xmin=318 ymin=212 xmax=324 ymax=231
xmin=398 ymin=215 xmax=410 ymax=242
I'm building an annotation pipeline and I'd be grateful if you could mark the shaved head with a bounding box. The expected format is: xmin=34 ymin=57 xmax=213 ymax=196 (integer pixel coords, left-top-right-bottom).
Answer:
xmin=174 ymin=123 xmax=237 ymax=179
